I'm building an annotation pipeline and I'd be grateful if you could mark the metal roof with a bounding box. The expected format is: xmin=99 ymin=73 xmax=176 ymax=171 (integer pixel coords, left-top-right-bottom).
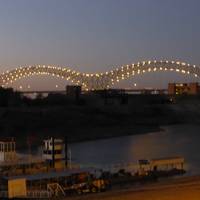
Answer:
xmin=3 ymin=168 xmax=96 ymax=181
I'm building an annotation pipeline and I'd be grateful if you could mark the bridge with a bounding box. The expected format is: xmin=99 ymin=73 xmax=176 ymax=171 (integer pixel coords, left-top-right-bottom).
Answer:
xmin=0 ymin=60 xmax=199 ymax=90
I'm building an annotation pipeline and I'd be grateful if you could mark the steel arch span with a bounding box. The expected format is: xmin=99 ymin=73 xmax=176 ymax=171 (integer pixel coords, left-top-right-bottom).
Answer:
xmin=0 ymin=60 xmax=199 ymax=90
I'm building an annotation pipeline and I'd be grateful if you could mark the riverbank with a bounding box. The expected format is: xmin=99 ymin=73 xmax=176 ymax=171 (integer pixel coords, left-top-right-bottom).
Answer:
xmin=67 ymin=175 xmax=200 ymax=200
xmin=1 ymin=94 xmax=200 ymax=148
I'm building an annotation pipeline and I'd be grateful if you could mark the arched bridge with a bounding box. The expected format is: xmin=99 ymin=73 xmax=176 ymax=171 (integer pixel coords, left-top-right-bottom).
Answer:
xmin=0 ymin=60 xmax=199 ymax=90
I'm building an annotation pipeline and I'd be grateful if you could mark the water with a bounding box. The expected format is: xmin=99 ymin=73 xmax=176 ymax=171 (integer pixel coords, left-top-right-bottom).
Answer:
xmin=70 ymin=124 xmax=200 ymax=175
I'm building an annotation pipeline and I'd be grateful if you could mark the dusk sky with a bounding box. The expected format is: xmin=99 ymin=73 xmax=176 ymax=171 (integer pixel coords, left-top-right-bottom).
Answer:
xmin=0 ymin=0 xmax=200 ymax=90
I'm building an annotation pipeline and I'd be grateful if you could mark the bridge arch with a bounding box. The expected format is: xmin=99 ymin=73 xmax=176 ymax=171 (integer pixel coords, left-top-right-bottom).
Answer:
xmin=106 ymin=60 xmax=199 ymax=88
xmin=0 ymin=60 xmax=199 ymax=90
xmin=0 ymin=65 xmax=90 ymax=90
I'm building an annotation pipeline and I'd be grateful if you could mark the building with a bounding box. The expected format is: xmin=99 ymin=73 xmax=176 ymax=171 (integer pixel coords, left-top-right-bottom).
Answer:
xmin=0 ymin=138 xmax=16 ymax=162
xmin=0 ymin=168 xmax=95 ymax=198
xmin=42 ymin=137 xmax=66 ymax=169
xmin=168 ymin=82 xmax=200 ymax=95
xmin=66 ymin=85 xmax=82 ymax=98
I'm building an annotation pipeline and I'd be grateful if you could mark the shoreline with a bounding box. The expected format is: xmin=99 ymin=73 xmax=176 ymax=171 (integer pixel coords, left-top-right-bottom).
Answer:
xmin=25 ymin=124 xmax=163 ymax=151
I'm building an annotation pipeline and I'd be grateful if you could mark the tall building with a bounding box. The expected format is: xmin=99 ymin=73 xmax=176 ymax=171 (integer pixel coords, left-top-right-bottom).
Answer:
xmin=168 ymin=82 xmax=200 ymax=95
xmin=66 ymin=85 xmax=82 ymax=99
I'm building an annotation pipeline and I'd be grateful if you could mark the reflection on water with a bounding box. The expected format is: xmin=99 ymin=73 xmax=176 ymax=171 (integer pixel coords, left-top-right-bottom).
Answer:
xmin=70 ymin=124 xmax=200 ymax=175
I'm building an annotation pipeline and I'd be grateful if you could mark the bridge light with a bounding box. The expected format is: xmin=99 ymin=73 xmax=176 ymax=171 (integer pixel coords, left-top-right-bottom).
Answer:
xmin=181 ymin=62 xmax=186 ymax=66
xmin=182 ymin=70 xmax=185 ymax=74
xmin=193 ymin=65 xmax=196 ymax=68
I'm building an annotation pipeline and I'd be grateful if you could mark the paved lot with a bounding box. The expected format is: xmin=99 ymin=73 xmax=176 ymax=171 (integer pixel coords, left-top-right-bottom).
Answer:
xmin=67 ymin=176 xmax=200 ymax=200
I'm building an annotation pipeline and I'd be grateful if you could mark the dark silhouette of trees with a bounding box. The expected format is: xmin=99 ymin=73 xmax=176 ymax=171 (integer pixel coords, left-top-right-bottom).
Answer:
xmin=0 ymin=87 xmax=21 ymax=106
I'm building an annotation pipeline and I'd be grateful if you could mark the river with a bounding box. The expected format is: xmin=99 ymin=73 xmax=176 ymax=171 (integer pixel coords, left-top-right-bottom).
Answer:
xmin=69 ymin=124 xmax=200 ymax=175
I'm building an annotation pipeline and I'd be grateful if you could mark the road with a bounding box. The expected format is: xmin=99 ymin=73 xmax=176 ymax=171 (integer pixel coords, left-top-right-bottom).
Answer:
xmin=67 ymin=176 xmax=200 ymax=200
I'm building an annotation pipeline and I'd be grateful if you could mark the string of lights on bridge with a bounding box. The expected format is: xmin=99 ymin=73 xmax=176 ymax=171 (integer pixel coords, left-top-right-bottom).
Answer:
xmin=0 ymin=60 xmax=199 ymax=90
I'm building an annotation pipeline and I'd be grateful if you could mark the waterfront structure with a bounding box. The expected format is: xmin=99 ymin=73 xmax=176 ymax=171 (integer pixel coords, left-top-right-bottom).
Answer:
xmin=43 ymin=137 xmax=65 ymax=169
xmin=0 ymin=60 xmax=200 ymax=90
xmin=0 ymin=138 xmax=16 ymax=162
xmin=150 ymin=157 xmax=184 ymax=171
xmin=0 ymin=137 xmax=186 ymax=199
xmin=138 ymin=157 xmax=184 ymax=175
xmin=168 ymin=82 xmax=200 ymax=95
